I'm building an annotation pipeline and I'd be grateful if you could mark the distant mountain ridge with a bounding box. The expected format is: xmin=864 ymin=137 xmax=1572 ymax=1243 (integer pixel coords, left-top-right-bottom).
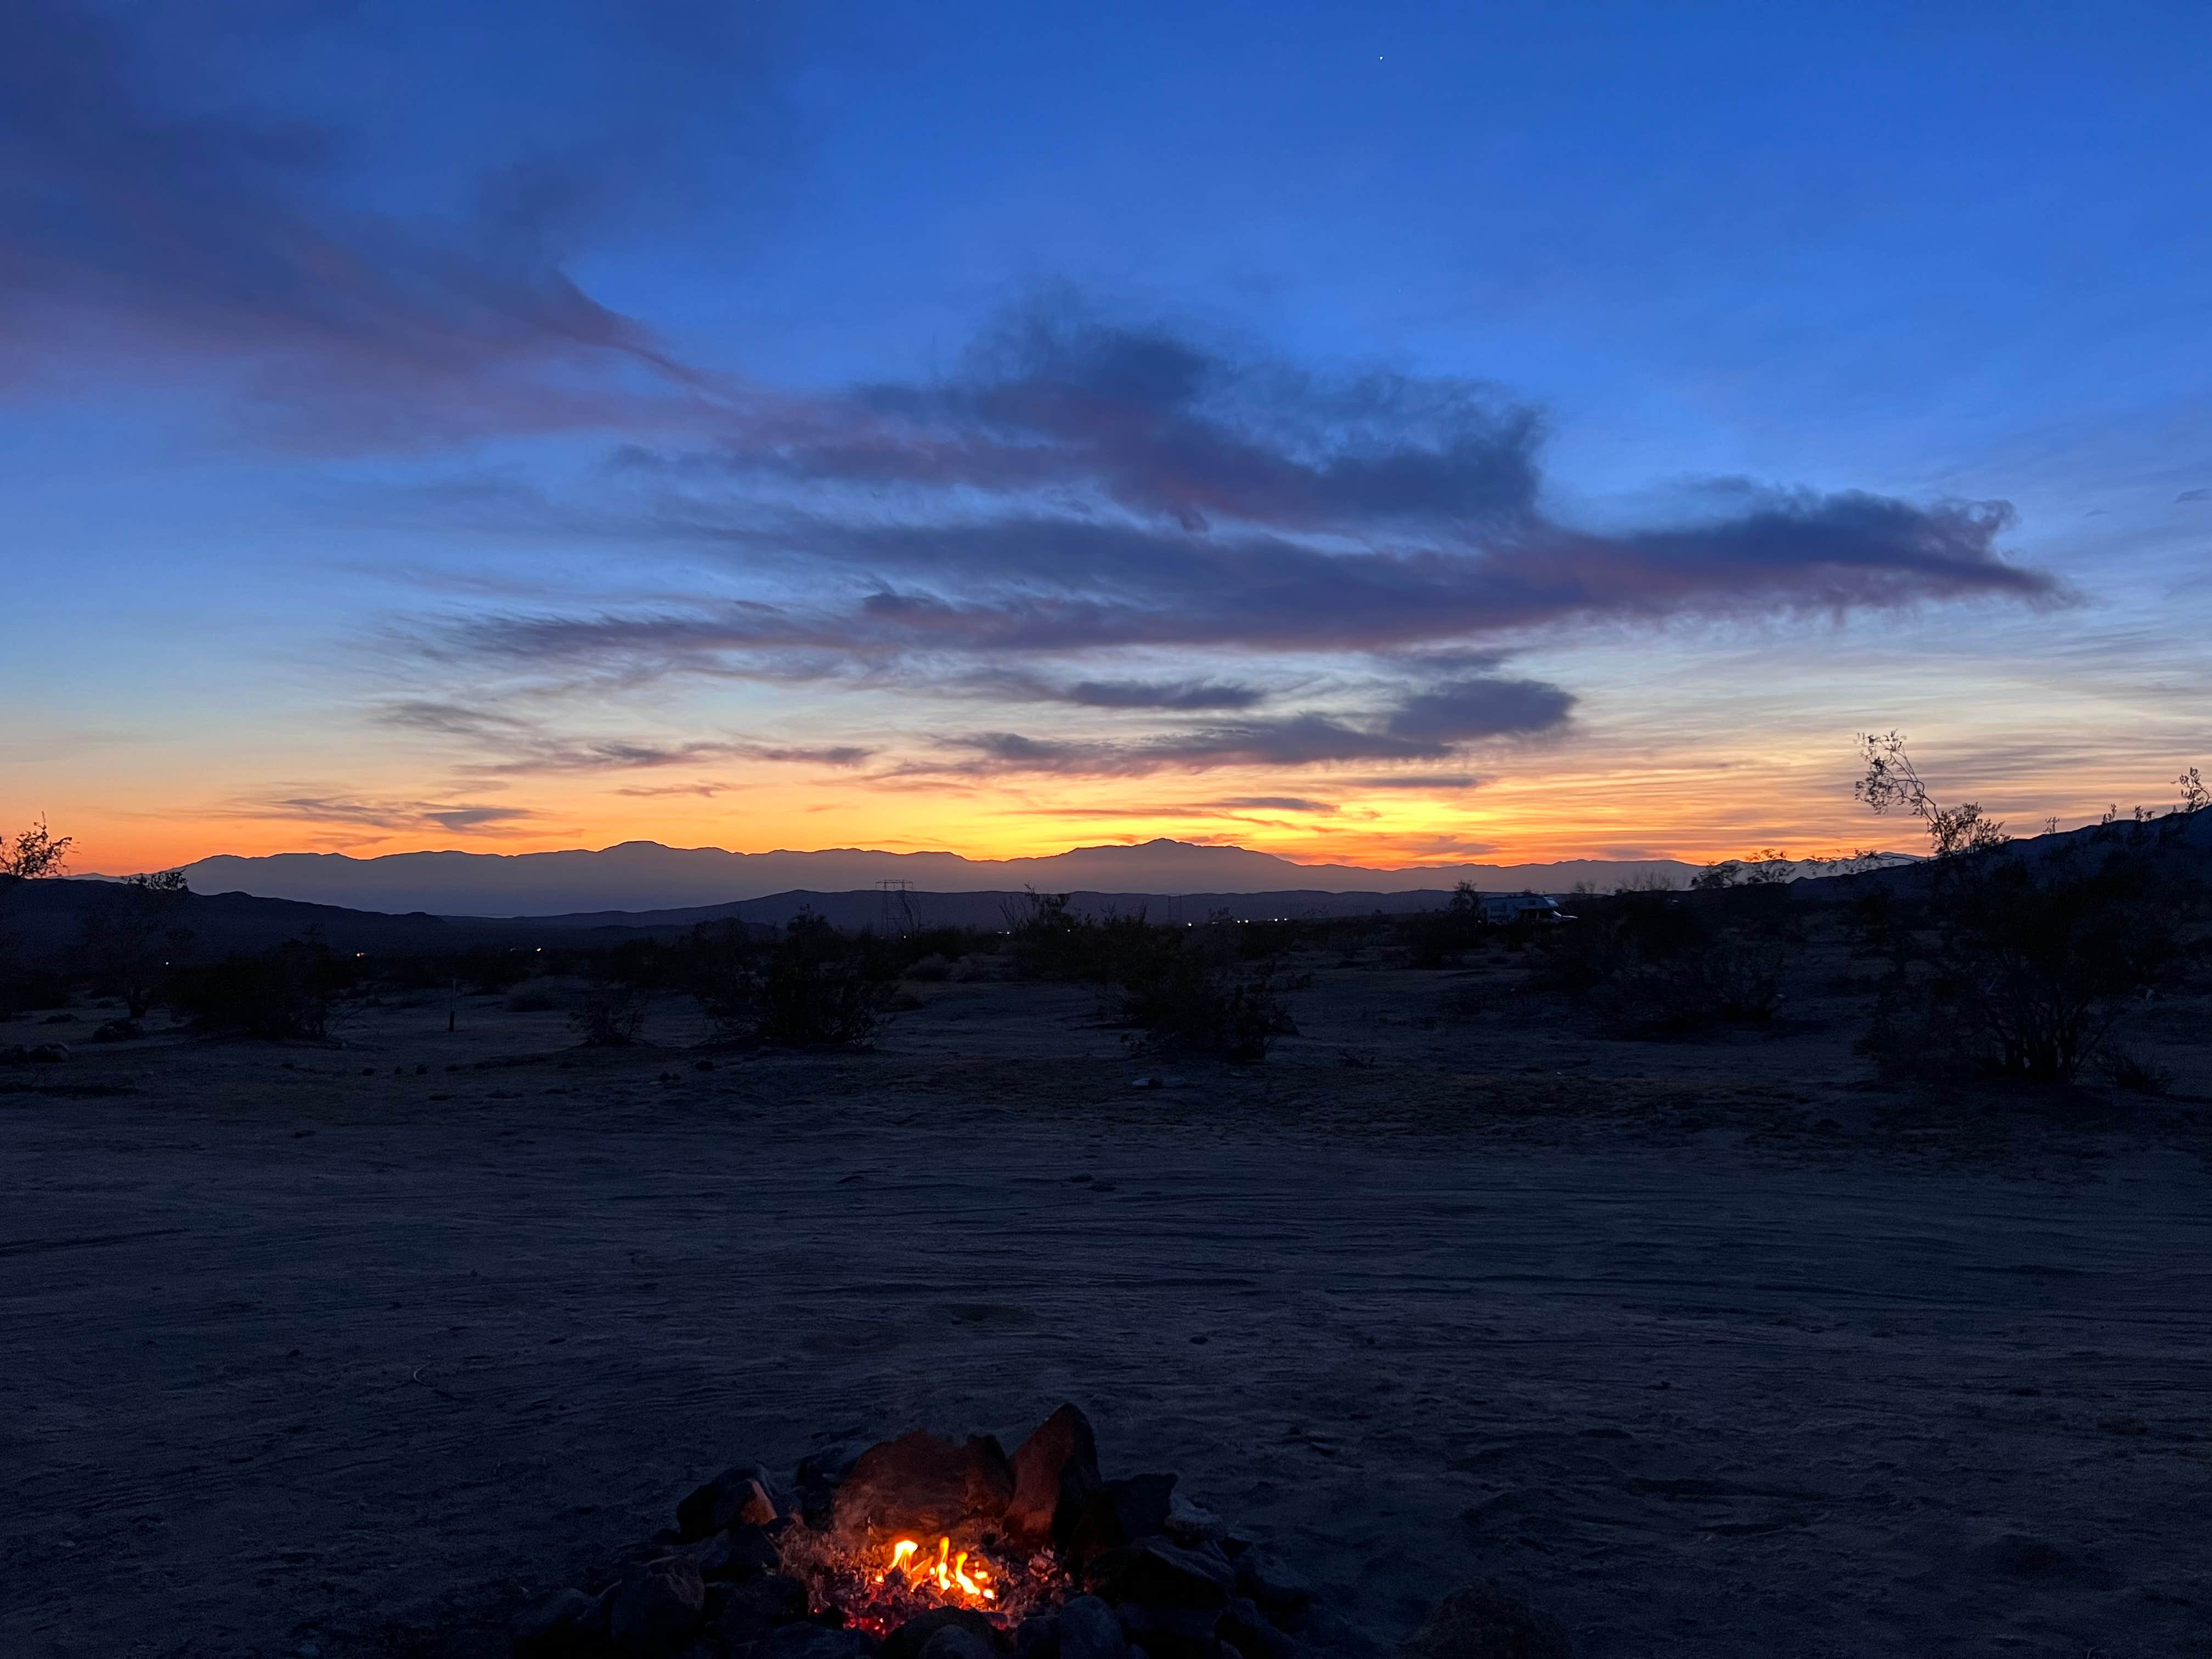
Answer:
xmin=172 ymin=838 xmax=1705 ymax=918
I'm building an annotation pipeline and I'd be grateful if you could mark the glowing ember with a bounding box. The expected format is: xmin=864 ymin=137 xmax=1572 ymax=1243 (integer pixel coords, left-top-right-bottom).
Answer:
xmin=778 ymin=1526 xmax=1062 ymax=1636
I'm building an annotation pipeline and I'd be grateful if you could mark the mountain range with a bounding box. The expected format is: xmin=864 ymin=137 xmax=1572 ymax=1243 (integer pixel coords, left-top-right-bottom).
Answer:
xmin=171 ymin=839 xmax=1706 ymax=918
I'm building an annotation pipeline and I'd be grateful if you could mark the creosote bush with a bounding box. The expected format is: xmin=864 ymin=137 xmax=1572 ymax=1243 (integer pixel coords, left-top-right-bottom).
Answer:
xmin=171 ymin=939 xmax=353 ymax=1039
xmin=1005 ymin=893 xmax=1301 ymax=1061
xmin=1858 ymin=842 xmax=2187 ymax=1083
xmin=1538 ymin=890 xmax=1785 ymax=1035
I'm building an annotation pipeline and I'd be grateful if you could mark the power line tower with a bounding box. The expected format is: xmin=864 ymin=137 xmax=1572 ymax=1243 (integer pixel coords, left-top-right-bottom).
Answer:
xmin=876 ymin=878 xmax=919 ymax=936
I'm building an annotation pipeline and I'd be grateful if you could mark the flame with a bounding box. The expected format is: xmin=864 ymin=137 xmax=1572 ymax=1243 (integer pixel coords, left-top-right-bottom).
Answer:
xmin=874 ymin=1535 xmax=998 ymax=1607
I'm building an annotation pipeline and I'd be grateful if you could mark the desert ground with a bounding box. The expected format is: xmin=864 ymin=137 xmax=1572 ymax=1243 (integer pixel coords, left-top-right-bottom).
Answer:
xmin=5 ymin=956 xmax=2210 ymax=1659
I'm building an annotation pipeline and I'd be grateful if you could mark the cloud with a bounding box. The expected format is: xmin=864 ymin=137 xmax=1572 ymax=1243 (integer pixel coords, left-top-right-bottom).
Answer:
xmin=0 ymin=1 xmax=777 ymax=439
xmin=1058 ymin=678 xmax=1268 ymax=710
xmin=837 ymin=293 xmax=1546 ymax=533
xmin=1217 ymin=796 xmax=1337 ymax=813
xmin=1343 ymin=773 xmax=1480 ymax=790
xmin=439 ymin=488 xmax=2051 ymax=680
xmin=1385 ymin=676 xmax=1576 ymax=742
xmin=907 ymin=678 xmax=1567 ymax=778
xmin=614 ymin=782 xmax=731 ymax=798
xmin=2179 ymin=488 xmax=2210 ymax=503
xmin=374 ymin=700 xmax=871 ymax=774
xmin=236 ymin=794 xmax=537 ymax=834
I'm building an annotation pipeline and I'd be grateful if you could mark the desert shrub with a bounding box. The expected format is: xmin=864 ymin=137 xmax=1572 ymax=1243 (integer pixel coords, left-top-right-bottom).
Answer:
xmin=1395 ymin=884 xmax=1489 ymax=968
xmin=79 ymin=870 xmax=193 ymax=1018
xmin=892 ymin=926 xmax=990 ymax=972
xmin=904 ymin=953 xmax=955 ymax=981
xmin=379 ymin=947 xmax=536 ymax=995
xmin=2103 ymin=1048 xmax=2175 ymax=1096
xmin=0 ymin=964 xmax=74 ymax=1017
xmin=1858 ymin=845 xmax=2186 ymax=1082
xmin=1596 ymin=934 xmax=1786 ymax=1034
xmin=1099 ymin=923 xmax=1300 ymax=1062
xmin=171 ymin=939 xmax=347 ymax=1039
xmin=754 ymin=914 xmax=896 ymax=1047
xmin=1538 ymin=890 xmax=1786 ymax=1035
xmin=569 ymin=982 xmax=647 ymax=1046
xmin=1005 ymin=890 xmax=1097 ymax=980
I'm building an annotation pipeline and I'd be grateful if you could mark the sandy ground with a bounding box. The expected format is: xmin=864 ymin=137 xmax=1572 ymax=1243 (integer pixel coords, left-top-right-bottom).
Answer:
xmin=4 ymin=968 xmax=2210 ymax=1659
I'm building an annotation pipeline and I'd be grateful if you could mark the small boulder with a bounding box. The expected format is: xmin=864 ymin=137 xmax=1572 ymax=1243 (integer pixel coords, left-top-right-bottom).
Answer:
xmin=91 ymin=1019 xmax=144 ymax=1043
xmin=918 ymin=1628 xmax=998 ymax=1659
xmin=1399 ymin=1582 xmax=1572 ymax=1659
xmin=1087 ymin=1537 xmax=1233 ymax=1611
xmin=764 ymin=1627 xmax=881 ymax=1659
xmin=510 ymin=1586 xmax=603 ymax=1657
xmin=715 ymin=1574 xmax=809 ymax=1644
xmin=1216 ymin=1598 xmax=1292 ymax=1659
xmin=882 ymin=1609 xmax=1007 ymax=1659
xmin=1231 ymin=1550 xmax=1310 ymax=1632
xmin=610 ymin=1556 xmax=708 ymax=1656
xmin=680 ymin=1464 xmax=787 ymax=1540
xmin=834 ymin=1431 xmax=1015 ymax=1536
xmin=29 ymin=1042 xmax=70 ymax=1063
xmin=1006 ymin=1404 xmax=1101 ymax=1546
xmin=1071 ymin=1474 xmax=1178 ymax=1562
xmin=1056 ymin=1598 xmax=1127 ymax=1659
xmin=1014 ymin=1613 xmax=1061 ymax=1659
xmin=1114 ymin=1601 xmax=1219 ymax=1659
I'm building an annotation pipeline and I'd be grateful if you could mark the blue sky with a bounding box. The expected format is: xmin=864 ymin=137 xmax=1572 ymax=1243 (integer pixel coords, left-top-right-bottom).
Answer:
xmin=5 ymin=1 xmax=2208 ymax=870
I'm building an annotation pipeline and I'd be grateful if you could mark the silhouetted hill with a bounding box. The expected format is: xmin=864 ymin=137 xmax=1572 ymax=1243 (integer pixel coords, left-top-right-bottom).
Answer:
xmin=167 ymin=838 xmax=1702 ymax=916
xmin=2 ymin=878 xmax=1492 ymax=965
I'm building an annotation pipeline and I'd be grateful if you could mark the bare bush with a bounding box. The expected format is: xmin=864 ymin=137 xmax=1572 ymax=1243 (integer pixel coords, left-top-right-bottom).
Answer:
xmin=2 ymin=816 xmax=74 ymax=879
xmin=171 ymin=939 xmax=348 ymax=1039
xmin=755 ymin=914 xmax=896 ymax=1047
xmin=80 ymin=870 xmax=192 ymax=1018
xmin=1858 ymin=844 xmax=2183 ymax=1082
xmin=1854 ymin=731 xmax=2009 ymax=856
xmin=569 ymin=983 xmax=647 ymax=1046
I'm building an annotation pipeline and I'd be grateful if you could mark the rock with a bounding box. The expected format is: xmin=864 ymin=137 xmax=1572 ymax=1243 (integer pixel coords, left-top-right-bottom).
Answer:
xmin=90 ymin=1019 xmax=143 ymax=1042
xmin=1161 ymin=1498 xmax=1227 ymax=1547
xmin=1088 ymin=1538 xmax=1233 ymax=1611
xmin=0 ymin=1045 xmax=27 ymax=1065
xmin=1071 ymin=1474 xmax=1178 ymax=1561
xmin=1114 ymin=1602 xmax=1220 ymax=1658
xmin=918 ymin=1628 xmax=998 ymax=1659
xmin=1014 ymin=1614 xmax=1061 ymax=1659
xmin=715 ymin=1574 xmax=809 ymax=1644
xmin=680 ymin=1465 xmax=787 ymax=1540
xmin=1215 ymin=1599 xmax=1293 ymax=1659
xmin=29 ymin=1042 xmax=70 ymax=1063
xmin=1398 ymin=1582 xmax=1572 ymax=1659
xmin=510 ymin=1586 xmax=603 ymax=1657
xmin=684 ymin=1525 xmax=778 ymax=1582
xmin=882 ymin=1609 xmax=1007 ymax=1659
xmin=1230 ymin=1550 xmax=1309 ymax=1631
xmin=764 ymin=1627 xmax=881 ymax=1659
xmin=1005 ymin=1404 xmax=1102 ymax=1545
xmin=1056 ymin=1599 xmax=1127 ymax=1659
xmin=833 ymin=1430 xmax=1015 ymax=1536
xmin=610 ymin=1556 xmax=708 ymax=1656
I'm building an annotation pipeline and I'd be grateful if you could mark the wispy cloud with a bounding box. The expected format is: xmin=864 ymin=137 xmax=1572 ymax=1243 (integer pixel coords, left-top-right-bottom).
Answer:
xmin=375 ymin=699 xmax=871 ymax=774
xmin=0 ymin=1 xmax=786 ymax=441
xmin=232 ymin=793 xmax=538 ymax=835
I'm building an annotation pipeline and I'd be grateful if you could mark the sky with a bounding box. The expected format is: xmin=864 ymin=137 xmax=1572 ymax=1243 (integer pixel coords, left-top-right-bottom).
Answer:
xmin=4 ymin=0 xmax=2209 ymax=876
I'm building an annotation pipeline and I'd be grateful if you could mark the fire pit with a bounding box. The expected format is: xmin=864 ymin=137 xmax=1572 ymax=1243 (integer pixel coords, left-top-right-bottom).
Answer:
xmin=508 ymin=1404 xmax=1325 ymax=1659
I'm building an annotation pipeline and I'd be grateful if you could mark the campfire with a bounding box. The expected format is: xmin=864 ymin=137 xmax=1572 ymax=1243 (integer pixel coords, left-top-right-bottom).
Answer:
xmin=507 ymin=1404 xmax=1322 ymax=1658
